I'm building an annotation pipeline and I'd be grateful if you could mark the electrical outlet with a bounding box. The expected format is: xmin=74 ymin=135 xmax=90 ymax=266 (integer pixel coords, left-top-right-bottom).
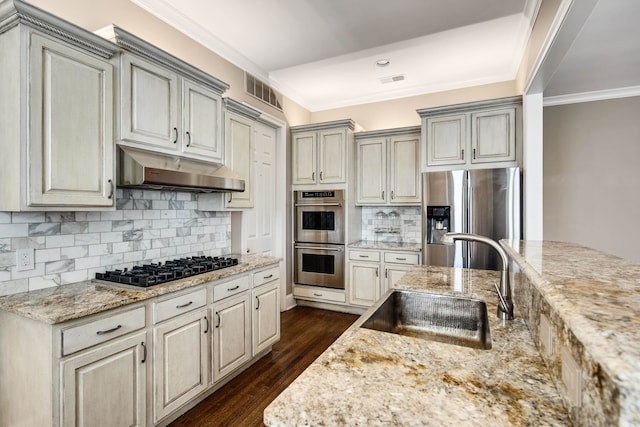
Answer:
xmin=561 ymin=346 xmax=582 ymax=408
xmin=15 ymin=248 xmax=35 ymax=272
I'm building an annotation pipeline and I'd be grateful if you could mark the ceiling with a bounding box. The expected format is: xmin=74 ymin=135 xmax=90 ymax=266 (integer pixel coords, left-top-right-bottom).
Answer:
xmin=131 ymin=0 xmax=640 ymax=111
xmin=544 ymin=0 xmax=640 ymax=98
xmin=132 ymin=0 xmax=536 ymax=111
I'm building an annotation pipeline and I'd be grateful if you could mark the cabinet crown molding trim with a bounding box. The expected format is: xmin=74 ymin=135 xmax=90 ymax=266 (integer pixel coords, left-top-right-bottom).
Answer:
xmin=417 ymin=95 xmax=523 ymax=117
xmin=355 ymin=125 xmax=421 ymax=140
xmin=290 ymin=119 xmax=356 ymax=133
xmin=0 ymin=0 xmax=118 ymax=59
xmin=98 ymin=24 xmax=230 ymax=95
xmin=224 ymin=98 xmax=262 ymax=120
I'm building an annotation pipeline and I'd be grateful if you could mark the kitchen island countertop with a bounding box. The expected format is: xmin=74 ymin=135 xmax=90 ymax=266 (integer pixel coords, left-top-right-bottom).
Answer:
xmin=264 ymin=264 xmax=569 ymax=426
xmin=0 ymin=254 xmax=280 ymax=324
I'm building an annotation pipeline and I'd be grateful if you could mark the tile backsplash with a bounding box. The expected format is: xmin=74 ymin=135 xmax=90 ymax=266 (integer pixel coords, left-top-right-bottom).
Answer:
xmin=360 ymin=207 xmax=422 ymax=243
xmin=0 ymin=189 xmax=230 ymax=296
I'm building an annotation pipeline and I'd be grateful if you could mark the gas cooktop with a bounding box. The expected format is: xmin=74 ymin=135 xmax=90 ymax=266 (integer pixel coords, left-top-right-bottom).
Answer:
xmin=95 ymin=256 xmax=239 ymax=287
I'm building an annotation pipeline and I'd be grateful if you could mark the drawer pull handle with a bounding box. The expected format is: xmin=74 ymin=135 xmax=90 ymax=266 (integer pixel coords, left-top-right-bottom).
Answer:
xmin=313 ymin=293 xmax=323 ymax=297
xmin=203 ymin=316 xmax=209 ymax=334
xmin=141 ymin=342 xmax=147 ymax=364
xmin=176 ymin=301 xmax=193 ymax=309
xmin=216 ymin=312 xmax=221 ymax=328
xmin=263 ymin=274 xmax=273 ymax=279
xmin=376 ymin=268 xmax=379 ymax=277
xmin=395 ymin=257 xmax=407 ymax=261
xmin=256 ymin=295 xmax=261 ymax=310
xmin=358 ymin=255 xmax=369 ymax=258
xmin=173 ymin=127 xmax=178 ymax=144
xmin=96 ymin=324 xmax=122 ymax=335
xmin=227 ymin=285 xmax=240 ymax=291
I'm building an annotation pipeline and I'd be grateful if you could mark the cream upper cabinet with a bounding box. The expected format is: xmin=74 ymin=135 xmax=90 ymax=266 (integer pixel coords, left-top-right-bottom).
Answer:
xmin=120 ymin=54 xmax=178 ymax=151
xmin=0 ymin=13 xmax=118 ymax=211
xmin=120 ymin=54 xmax=224 ymax=162
xmin=356 ymin=127 xmax=421 ymax=206
xmin=224 ymin=100 xmax=261 ymax=209
xmin=291 ymin=119 xmax=355 ymax=186
xmin=419 ymin=97 xmax=521 ymax=171
xmin=103 ymin=25 xmax=229 ymax=162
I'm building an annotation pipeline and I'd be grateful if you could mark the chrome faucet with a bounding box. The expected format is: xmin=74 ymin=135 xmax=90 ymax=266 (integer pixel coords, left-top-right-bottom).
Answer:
xmin=442 ymin=232 xmax=514 ymax=320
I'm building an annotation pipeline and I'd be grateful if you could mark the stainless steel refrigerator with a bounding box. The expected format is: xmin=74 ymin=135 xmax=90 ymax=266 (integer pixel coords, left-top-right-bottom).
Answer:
xmin=422 ymin=168 xmax=521 ymax=270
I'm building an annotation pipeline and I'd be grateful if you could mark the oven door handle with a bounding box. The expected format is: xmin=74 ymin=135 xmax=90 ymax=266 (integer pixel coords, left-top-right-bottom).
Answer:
xmin=294 ymin=202 xmax=342 ymax=207
xmin=295 ymin=245 xmax=344 ymax=252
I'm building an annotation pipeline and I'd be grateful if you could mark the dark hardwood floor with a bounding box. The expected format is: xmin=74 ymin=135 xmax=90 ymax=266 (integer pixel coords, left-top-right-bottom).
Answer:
xmin=169 ymin=306 xmax=358 ymax=427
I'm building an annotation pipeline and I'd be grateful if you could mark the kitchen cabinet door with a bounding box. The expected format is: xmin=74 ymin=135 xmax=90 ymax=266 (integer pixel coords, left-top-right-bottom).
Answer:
xmin=292 ymin=131 xmax=317 ymax=185
xmin=384 ymin=264 xmax=412 ymax=293
xmin=252 ymin=281 xmax=280 ymax=355
xmin=348 ymin=261 xmax=381 ymax=307
xmin=318 ymin=128 xmax=347 ymax=184
xmin=153 ymin=308 xmax=209 ymax=423
xmin=61 ymin=332 xmax=147 ymax=427
xmin=388 ymin=135 xmax=421 ymax=205
xmin=225 ymin=111 xmax=254 ymax=208
xmin=356 ymin=138 xmax=386 ymax=204
xmin=182 ymin=79 xmax=223 ymax=161
xmin=471 ymin=108 xmax=516 ymax=164
xmin=212 ymin=292 xmax=251 ymax=382
xmin=425 ymin=114 xmax=467 ymax=167
xmin=120 ymin=54 xmax=179 ymax=150
xmin=28 ymin=33 xmax=115 ymax=207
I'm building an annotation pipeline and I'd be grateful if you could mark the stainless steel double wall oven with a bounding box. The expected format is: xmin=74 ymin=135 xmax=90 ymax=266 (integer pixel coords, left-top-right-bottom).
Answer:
xmin=294 ymin=190 xmax=345 ymax=289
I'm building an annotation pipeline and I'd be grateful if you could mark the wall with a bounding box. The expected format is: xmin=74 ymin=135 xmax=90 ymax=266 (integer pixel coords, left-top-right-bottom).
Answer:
xmin=543 ymin=96 xmax=640 ymax=263
xmin=0 ymin=189 xmax=231 ymax=296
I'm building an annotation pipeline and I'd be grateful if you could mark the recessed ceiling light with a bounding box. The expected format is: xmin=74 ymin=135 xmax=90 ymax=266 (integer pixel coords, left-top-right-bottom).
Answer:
xmin=376 ymin=59 xmax=390 ymax=67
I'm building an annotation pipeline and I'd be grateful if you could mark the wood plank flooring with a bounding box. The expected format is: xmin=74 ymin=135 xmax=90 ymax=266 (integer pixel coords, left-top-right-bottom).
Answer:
xmin=169 ymin=306 xmax=359 ymax=427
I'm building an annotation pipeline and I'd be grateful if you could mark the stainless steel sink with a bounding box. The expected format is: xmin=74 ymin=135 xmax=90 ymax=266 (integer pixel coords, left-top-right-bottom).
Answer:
xmin=361 ymin=290 xmax=492 ymax=350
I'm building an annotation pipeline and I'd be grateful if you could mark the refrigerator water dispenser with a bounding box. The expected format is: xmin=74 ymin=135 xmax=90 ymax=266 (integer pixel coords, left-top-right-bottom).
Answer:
xmin=426 ymin=206 xmax=450 ymax=244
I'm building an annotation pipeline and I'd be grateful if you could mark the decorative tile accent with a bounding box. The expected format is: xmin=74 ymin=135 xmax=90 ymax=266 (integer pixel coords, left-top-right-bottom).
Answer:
xmin=360 ymin=207 xmax=422 ymax=244
xmin=0 ymin=190 xmax=231 ymax=296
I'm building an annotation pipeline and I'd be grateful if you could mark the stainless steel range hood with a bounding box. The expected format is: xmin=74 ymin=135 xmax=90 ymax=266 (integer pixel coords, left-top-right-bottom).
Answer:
xmin=117 ymin=146 xmax=245 ymax=193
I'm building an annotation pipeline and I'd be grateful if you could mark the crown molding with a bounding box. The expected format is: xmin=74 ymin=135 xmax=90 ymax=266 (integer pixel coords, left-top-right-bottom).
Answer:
xmin=543 ymin=86 xmax=640 ymax=106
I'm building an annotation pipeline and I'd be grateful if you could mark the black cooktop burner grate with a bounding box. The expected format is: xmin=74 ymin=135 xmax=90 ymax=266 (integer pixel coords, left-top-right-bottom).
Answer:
xmin=95 ymin=256 xmax=239 ymax=287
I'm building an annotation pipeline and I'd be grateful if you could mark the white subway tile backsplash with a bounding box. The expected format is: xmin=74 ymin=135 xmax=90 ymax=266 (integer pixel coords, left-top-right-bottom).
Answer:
xmin=0 ymin=189 xmax=231 ymax=296
xmin=0 ymin=224 xmax=28 ymax=239
xmin=360 ymin=207 xmax=422 ymax=244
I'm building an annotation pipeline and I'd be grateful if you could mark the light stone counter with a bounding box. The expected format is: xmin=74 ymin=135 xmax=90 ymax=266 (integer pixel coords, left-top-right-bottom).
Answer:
xmin=0 ymin=254 xmax=280 ymax=324
xmin=349 ymin=240 xmax=421 ymax=252
xmin=501 ymin=240 xmax=640 ymax=426
xmin=264 ymin=265 xmax=569 ymax=426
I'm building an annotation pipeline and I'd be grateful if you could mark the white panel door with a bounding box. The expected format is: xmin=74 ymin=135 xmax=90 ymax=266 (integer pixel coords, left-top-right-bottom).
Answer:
xmin=356 ymin=138 xmax=386 ymax=205
xmin=28 ymin=34 xmax=114 ymax=207
xmin=245 ymin=121 xmax=276 ymax=256
xmin=61 ymin=332 xmax=147 ymax=427
xmin=182 ymin=80 xmax=223 ymax=161
xmin=153 ymin=308 xmax=208 ymax=423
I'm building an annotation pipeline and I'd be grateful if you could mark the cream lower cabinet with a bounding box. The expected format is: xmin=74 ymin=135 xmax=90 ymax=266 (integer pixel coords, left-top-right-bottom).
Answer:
xmin=212 ymin=291 xmax=252 ymax=382
xmin=348 ymin=249 xmax=420 ymax=307
xmin=60 ymin=331 xmax=148 ymax=427
xmin=252 ymin=267 xmax=281 ymax=355
xmin=153 ymin=308 xmax=209 ymax=423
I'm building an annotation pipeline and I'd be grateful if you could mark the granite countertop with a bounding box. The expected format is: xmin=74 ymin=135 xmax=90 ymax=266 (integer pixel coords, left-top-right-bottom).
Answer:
xmin=0 ymin=255 xmax=280 ymax=324
xmin=349 ymin=240 xmax=421 ymax=252
xmin=264 ymin=265 xmax=569 ymax=426
xmin=501 ymin=240 xmax=640 ymax=425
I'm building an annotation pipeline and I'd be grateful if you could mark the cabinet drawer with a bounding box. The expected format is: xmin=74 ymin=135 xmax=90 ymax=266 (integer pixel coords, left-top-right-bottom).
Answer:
xmin=349 ymin=250 xmax=381 ymax=262
xmin=154 ymin=287 xmax=207 ymax=324
xmin=213 ymin=275 xmax=250 ymax=301
xmin=253 ymin=266 xmax=280 ymax=288
xmin=61 ymin=306 xmax=146 ymax=356
xmin=384 ymin=252 xmax=420 ymax=265
xmin=294 ymin=286 xmax=346 ymax=303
